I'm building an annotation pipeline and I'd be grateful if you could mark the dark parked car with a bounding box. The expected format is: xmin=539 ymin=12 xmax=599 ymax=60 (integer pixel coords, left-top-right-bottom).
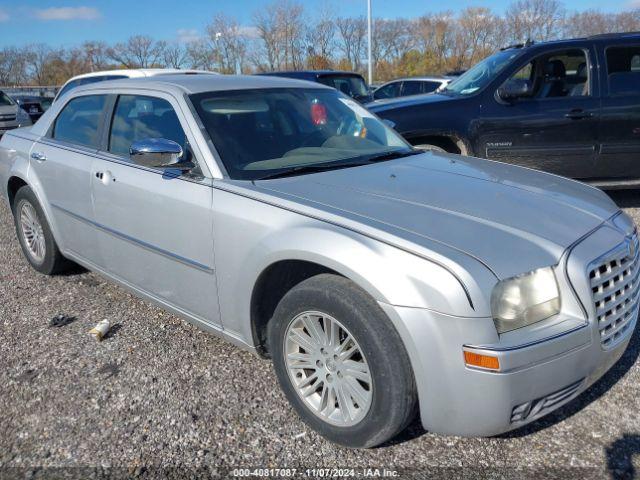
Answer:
xmin=12 ymin=95 xmax=52 ymax=122
xmin=372 ymin=76 xmax=452 ymax=101
xmin=368 ymin=32 xmax=640 ymax=188
xmin=258 ymin=70 xmax=373 ymax=103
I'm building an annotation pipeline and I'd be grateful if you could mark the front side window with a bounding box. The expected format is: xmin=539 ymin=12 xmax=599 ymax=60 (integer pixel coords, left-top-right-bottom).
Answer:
xmin=606 ymin=45 xmax=640 ymax=96
xmin=108 ymin=95 xmax=189 ymax=158
xmin=374 ymin=82 xmax=401 ymax=99
xmin=401 ymin=81 xmax=423 ymax=96
xmin=500 ymin=49 xmax=590 ymax=99
xmin=190 ymin=88 xmax=410 ymax=180
xmin=52 ymin=95 xmax=106 ymax=148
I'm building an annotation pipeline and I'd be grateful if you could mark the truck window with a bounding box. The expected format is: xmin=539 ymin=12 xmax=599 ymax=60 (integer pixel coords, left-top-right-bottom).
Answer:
xmin=501 ymin=49 xmax=589 ymax=99
xmin=606 ymin=46 xmax=640 ymax=96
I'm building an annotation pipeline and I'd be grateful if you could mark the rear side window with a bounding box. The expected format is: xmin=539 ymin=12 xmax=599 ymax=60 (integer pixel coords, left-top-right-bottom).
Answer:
xmin=606 ymin=46 xmax=640 ymax=96
xmin=52 ymin=95 xmax=106 ymax=148
xmin=108 ymin=95 xmax=188 ymax=158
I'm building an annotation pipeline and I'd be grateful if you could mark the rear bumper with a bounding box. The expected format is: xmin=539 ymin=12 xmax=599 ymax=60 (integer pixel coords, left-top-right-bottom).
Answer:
xmin=380 ymin=303 xmax=635 ymax=437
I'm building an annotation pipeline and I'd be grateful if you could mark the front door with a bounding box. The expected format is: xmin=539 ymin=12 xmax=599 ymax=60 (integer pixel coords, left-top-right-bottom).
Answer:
xmin=477 ymin=46 xmax=600 ymax=180
xmin=30 ymin=94 xmax=108 ymax=262
xmin=91 ymin=93 xmax=220 ymax=326
xmin=597 ymin=43 xmax=640 ymax=179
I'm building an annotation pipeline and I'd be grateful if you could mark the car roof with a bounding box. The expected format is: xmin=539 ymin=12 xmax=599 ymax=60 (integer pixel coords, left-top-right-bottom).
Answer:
xmin=71 ymin=73 xmax=335 ymax=96
xmin=501 ymin=31 xmax=640 ymax=51
xmin=259 ymin=70 xmax=364 ymax=78
xmin=379 ymin=76 xmax=451 ymax=84
xmin=63 ymin=68 xmax=218 ymax=82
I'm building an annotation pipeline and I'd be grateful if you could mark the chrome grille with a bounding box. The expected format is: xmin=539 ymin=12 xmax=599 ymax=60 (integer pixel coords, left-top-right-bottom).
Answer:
xmin=589 ymin=232 xmax=640 ymax=349
xmin=0 ymin=114 xmax=16 ymax=122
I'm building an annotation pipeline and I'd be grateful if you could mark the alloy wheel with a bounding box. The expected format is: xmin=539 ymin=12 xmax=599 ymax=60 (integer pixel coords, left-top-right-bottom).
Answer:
xmin=284 ymin=311 xmax=373 ymax=427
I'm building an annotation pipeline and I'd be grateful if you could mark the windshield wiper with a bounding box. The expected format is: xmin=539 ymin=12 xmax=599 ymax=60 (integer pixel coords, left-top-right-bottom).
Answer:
xmin=255 ymin=161 xmax=369 ymax=180
xmin=364 ymin=149 xmax=423 ymax=163
xmin=255 ymin=150 xmax=421 ymax=181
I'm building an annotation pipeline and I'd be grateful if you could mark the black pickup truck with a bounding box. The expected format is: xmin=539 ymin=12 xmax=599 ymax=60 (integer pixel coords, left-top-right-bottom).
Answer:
xmin=368 ymin=32 xmax=640 ymax=188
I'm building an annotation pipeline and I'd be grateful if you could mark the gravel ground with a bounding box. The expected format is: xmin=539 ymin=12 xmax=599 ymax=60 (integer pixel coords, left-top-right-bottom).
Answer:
xmin=1 ymin=192 xmax=639 ymax=480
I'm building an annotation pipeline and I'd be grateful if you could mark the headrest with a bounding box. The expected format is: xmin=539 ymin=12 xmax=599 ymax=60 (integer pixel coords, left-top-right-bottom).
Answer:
xmin=544 ymin=59 xmax=566 ymax=78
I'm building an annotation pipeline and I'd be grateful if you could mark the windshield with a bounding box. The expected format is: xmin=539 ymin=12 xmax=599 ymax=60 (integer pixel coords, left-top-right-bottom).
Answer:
xmin=190 ymin=88 xmax=410 ymax=180
xmin=317 ymin=75 xmax=369 ymax=98
xmin=0 ymin=92 xmax=15 ymax=106
xmin=442 ymin=49 xmax=522 ymax=96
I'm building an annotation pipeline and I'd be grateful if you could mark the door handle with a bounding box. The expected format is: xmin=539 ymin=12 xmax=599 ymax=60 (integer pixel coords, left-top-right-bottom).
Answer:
xmin=565 ymin=110 xmax=592 ymax=120
xmin=95 ymin=170 xmax=115 ymax=184
xmin=30 ymin=152 xmax=47 ymax=162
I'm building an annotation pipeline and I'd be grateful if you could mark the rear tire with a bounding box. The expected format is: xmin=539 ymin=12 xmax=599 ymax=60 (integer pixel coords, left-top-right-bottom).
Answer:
xmin=268 ymin=274 xmax=417 ymax=448
xmin=12 ymin=186 xmax=72 ymax=275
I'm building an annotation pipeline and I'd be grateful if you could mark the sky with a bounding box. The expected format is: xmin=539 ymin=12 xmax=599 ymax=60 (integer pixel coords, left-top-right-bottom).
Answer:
xmin=0 ymin=0 xmax=636 ymax=48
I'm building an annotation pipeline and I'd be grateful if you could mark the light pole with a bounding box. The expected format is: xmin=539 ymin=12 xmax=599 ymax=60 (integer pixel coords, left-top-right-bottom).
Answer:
xmin=367 ymin=0 xmax=373 ymax=85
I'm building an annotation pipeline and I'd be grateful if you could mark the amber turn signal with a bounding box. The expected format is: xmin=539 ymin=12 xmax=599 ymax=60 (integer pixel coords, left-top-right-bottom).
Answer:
xmin=464 ymin=351 xmax=500 ymax=370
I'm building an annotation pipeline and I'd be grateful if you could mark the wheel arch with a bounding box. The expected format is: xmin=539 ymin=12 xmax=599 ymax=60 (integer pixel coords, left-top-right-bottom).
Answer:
xmin=250 ymin=259 xmax=342 ymax=356
xmin=7 ymin=175 xmax=28 ymax=209
xmin=407 ymin=132 xmax=471 ymax=155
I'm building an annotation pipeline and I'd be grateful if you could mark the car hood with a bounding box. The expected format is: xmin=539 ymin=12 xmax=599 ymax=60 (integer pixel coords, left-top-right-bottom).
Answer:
xmin=255 ymin=152 xmax=619 ymax=280
xmin=366 ymin=93 xmax=455 ymax=113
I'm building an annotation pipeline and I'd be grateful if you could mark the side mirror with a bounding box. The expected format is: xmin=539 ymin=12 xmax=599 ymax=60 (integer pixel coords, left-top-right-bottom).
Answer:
xmin=129 ymin=138 xmax=193 ymax=170
xmin=496 ymin=79 xmax=532 ymax=104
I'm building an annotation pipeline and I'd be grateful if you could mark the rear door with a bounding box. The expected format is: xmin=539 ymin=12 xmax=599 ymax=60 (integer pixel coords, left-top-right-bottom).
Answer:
xmin=90 ymin=91 xmax=220 ymax=326
xmin=30 ymin=93 xmax=108 ymax=262
xmin=477 ymin=45 xmax=601 ymax=179
xmin=597 ymin=43 xmax=640 ymax=179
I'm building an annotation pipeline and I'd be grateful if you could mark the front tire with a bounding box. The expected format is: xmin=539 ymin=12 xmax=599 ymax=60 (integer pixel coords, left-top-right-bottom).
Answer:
xmin=12 ymin=186 xmax=72 ymax=275
xmin=268 ymin=274 xmax=416 ymax=448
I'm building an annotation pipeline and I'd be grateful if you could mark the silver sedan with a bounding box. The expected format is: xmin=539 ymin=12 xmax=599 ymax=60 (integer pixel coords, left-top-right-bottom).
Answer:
xmin=0 ymin=74 xmax=637 ymax=448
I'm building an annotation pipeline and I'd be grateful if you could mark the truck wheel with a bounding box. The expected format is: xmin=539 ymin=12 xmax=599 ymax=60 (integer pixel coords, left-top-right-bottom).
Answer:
xmin=12 ymin=186 xmax=72 ymax=275
xmin=414 ymin=144 xmax=446 ymax=153
xmin=268 ymin=274 xmax=416 ymax=448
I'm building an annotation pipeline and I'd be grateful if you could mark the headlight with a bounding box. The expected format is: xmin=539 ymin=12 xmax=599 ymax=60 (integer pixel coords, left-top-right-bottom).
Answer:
xmin=490 ymin=266 xmax=560 ymax=334
xmin=16 ymin=108 xmax=32 ymax=127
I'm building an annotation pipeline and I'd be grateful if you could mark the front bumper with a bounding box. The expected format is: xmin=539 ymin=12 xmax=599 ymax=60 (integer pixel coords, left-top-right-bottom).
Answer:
xmin=379 ymin=216 xmax=638 ymax=437
xmin=381 ymin=303 xmax=634 ymax=436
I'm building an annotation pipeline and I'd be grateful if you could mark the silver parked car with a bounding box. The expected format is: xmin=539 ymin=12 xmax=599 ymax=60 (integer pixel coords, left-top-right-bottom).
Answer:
xmin=0 ymin=75 xmax=637 ymax=448
xmin=0 ymin=90 xmax=32 ymax=137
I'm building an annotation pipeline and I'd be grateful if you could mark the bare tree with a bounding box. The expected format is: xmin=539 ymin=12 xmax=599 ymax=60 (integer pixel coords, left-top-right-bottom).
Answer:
xmin=205 ymin=13 xmax=249 ymax=73
xmin=335 ymin=16 xmax=367 ymax=71
xmin=0 ymin=47 xmax=30 ymax=85
xmin=81 ymin=41 xmax=110 ymax=72
xmin=163 ymin=42 xmax=189 ymax=69
xmin=253 ymin=0 xmax=307 ymax=71
xmin=505 ymin=0 xmax=565 ymax=42
xmin=107 ymin=35 xmax=166 ymax=68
